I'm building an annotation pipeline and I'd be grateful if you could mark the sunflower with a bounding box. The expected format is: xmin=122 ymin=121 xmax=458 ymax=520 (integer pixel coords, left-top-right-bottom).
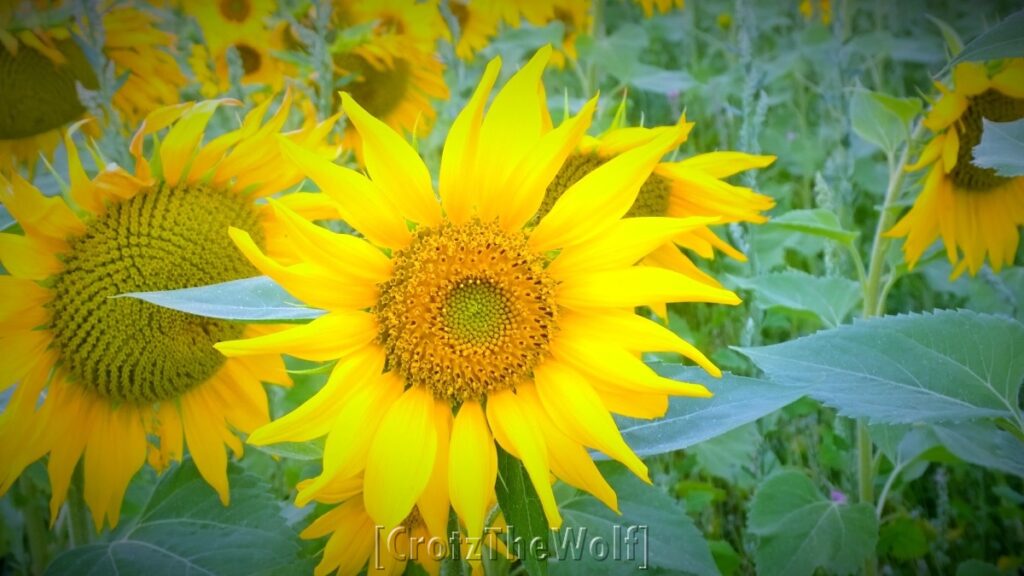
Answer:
xmin=887 ymin=59 xmax=1024 ymax=276
xmin=0 ymin=2 xmax=185 ymax=171
xmin=538 ymin=119 xmax=776 ymax=291
xmin=0 ymin=94 xmax=339 ymax=529
xmin=447 ymin=0 xmax=502 ymax=61
xmin=331 ymin=33 xmax=449 ymax=151
xmin=635 ymin=0 xmax=685 ymax=17
xmin=216 ymin=47 xmax=739 ymax=559
xmin=185 ymin=0 xmax=292 ymax=91
xmin=335 ymin=0 xmax=449 ymax=51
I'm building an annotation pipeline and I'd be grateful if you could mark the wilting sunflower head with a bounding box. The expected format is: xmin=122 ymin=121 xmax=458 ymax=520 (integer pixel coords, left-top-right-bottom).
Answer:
xmin=887 ymin=59 xmax=1024 ymax=277
xmin=218 ymin=47 xmax=743 ymax=571
xmin=0 ymin=94 xmax=338 ymax=529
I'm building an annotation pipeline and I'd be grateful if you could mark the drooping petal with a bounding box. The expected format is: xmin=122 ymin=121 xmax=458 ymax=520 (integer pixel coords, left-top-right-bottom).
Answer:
xmin=448 ymin=400 xmax=497 ymax=538
xmin=557 ymin=266 xmax=741 ymax=309
xmin=364 ymin=386 xmax=439 ymax=529
xmin=215 ymin=310 xmax=377 ymax=362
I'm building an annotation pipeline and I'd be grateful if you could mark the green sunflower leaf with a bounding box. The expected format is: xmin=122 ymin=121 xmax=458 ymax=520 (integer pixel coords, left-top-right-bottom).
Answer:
xmin=747 ymin=470 xmax=878 ymax=576
xmin=728 ymin=271 xmax=862 ymax=327
xmin=737 ymin=310 xmax=1024 ymax=425
xmin=764 ymin=209 xmax=859 ymax=246
xmin=850 ymin=88 xmax=922 ymax=155
xmin=116 ymin=275 xmax=326 ymax=322
xmin=607 ymin=365 xmax=807 ymax=459
xmin=550 ymin=463 xmax=718 ymax=576
xmin=45 ymin=459 xmax=309 ymax=576
xmin=495 ymin=447 xmax=550 ymax=576
xmin=950 ymin=8 xmax=1024 ymax=65
xmin=972 ymin=118 xmax=1024 ymax=178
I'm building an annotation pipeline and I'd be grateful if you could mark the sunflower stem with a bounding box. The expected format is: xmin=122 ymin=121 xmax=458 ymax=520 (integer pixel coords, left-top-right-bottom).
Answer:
xmin=19 ymin=476 xmax=50 ymax=575
xmin=67 ymin=466 xmax=92 ymax=547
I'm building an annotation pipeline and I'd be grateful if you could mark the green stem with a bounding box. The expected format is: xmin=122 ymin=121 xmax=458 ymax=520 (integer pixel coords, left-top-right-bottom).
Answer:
xmin=67 ymin=467 xmax=92 ymax=547
xmin=19 ymin=477 xmax=50 ymax=575
xmin=856 ymin=122 xmax=922 ymax=576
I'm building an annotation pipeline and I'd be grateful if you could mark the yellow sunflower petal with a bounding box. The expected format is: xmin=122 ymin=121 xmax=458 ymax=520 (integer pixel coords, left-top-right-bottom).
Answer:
xmin=942 ymin=125 xmax=960 ymax=173
xmin=449 ymin=400 xmax=497 ymax=538
xmin=364 ymin=385 xmax=439 ymax=529
xmin=923 ymin=90 xmax=967 ymax=132
xmin=248 ymin=346 xmax=386 ymax=445
xmin=992 ymin=61 xmax=1024 ymax=98
xmin=417 ymin=400 xmax=452 ymax=539
xmin=341 ymin=94 xmax=441 ymax=228
xmin=215 ymin=310 xmax=377 ymax=362
xmin=674 ymin=152 xmax=776 ymax=179
xmin=905 ymin=133 xmax=945 ymax=172
xmin=533 ymin=361 xmax=649 ymax=482
xmin=308 ymin=498 xmax=376 ymax=576
xmin=439 ymin=57 xmax=502 ymax=224
xmin=529 ymin=125 xmax=686 ymax=252
xmin=0 ymin=233 xmax=63 ymax=279
xmin=498 ymin=95 xmax=599 ymax=232
xmin=558 ymin=266 xmax=741 ymax=309
xmin=486 ymin=389 xmax=562 ymax=528
xmin=182 ymin=387 xmax=231 ymax=504
xmin=0 ymin=172 xmax=84 ymax=240
xmin=161 ymin=99 xmax=233 ymax=186
xmin=547 ymin=216 xmax=717 ymax=278
xmin=277 ymin=137 xmax=411 ymax=249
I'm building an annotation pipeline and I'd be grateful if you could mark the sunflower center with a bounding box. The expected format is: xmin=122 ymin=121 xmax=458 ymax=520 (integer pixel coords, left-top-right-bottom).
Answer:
xmin=334 ymin=52 xmax=410 ymax=119
xmin=538 ymin=152 xmax=671 ymax=220
xmin=234 ymin=43 xmax=262 ymax=75
xmin=48 ymin=184 xmax=263 ymax=402
xmin=0 ymin=38 xmax=96 ymax=140
xmin=951 ymin=89 xmax=1024 ymax=192
xmin=218 ymin=0 xmax=251 ymax=22
xmin=375 ymin=219 xmax=557 ymax=402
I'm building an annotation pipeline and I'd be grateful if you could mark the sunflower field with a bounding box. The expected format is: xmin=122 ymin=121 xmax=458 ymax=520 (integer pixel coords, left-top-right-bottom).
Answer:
xmin=1 ymin=0 xmax=1024 ymax=574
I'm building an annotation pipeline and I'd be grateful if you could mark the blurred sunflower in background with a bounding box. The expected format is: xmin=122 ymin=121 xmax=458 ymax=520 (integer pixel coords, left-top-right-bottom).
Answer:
xmin=324 ymin=0 xmax=449 ymax=150
xmin=185 ymin=0 xmax=293 ymax=94
xmin=0 ymin=94 xmax=338 ymax=529
xmin=887 ymin=59 xmax=1024 ymax=277
xmin=215 ymin=46 xmax=740 ymax=575
xmin=539 ymin=117 xmax=776 ymax=297
xmin=799 ymin=0 xmax=832 ymax=25
xmin=0 ymin=0 xmax=185 ymax=171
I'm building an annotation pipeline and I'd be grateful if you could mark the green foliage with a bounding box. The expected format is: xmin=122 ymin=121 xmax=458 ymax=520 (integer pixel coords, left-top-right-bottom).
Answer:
xmin=973 ymin=119 xmax=1024 ymax=178
xmin=764 ymin=209 xmax=859 ymax=246
xmin=45 ymin=459 xmax=308 ymax=576
xmin=850 ymin=88 xmax=922 ymax=156
xmin=748 ymin=470 xmax=878 ymax=576
xmin=729 ymin=271 xmax=861 ymax=327
xmin=495 ymin=447 xmax=549 ymax=576
xmin=950 ymin=8 xmax=1024 ymax=64
xmin=739 ymin=310 xmax=1024 ymax=425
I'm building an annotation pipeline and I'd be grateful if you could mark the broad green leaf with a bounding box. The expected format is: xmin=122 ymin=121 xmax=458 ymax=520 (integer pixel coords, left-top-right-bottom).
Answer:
xmin=495 ymin=447 xmax=549 ymax=576
xmin=729 ymin=271 xmax=862 ymax=327
xmin=738 ymin=310 xmax=1024 ymax=424
xmin=550 ymin=463 xmax=718 ymax=576
xmin=850 ymin=88 xmax=922 ymax=154
xmin=765 ymin=209 xmax=859 ymax=246
xmin=250 ymin=440 xmax=324 ymax=462
xmin=878 ymin=517 xmax=929 ymax=561
xmin=117 ymin=276 xmax=326 ymax=322
xmin=972 ymin=119 xmax=1024 ymax=177
xmin=956 ymin=560 xmax=1007 ymax=576
xmin=608 ymin=365 xmax=806 ymax=459
xmin=45 ymin=459 xmax=307 ymax=576
xmin=690 ymin=424 xmax=762 ymax=486
xmin=951 ymin=8 xmax=1024 ymax=65
xmin=929 ymin=420 xmax=1024 ymax=477
xmin=629 ymin=64 xmax=698 ymax=95
xmin=748 ymin=470 xmax=878 ymax=576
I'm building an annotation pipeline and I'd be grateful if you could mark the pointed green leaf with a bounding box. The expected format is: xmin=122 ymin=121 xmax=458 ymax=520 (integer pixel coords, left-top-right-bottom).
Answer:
xmin=951 ymin=9 xmax=1024 ymax=64
xmin=117 ymin=276 xmax=326 ymax=322
xmin=765 ymin=209 xmax=859 ymax=246
xmin=850 ymin=88 xmax=922 ymax=154
xmin=495 ymin=447 xmax=549 ymax=576
xmin=729 ymin=271 xmax=862 ymax=327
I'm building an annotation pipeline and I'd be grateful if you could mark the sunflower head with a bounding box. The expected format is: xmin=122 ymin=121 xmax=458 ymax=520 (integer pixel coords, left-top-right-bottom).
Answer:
xmin=0 ymin=93 xmax=338 ymax=529
xmin=888 ymin=59 xmax=1024 ymax=276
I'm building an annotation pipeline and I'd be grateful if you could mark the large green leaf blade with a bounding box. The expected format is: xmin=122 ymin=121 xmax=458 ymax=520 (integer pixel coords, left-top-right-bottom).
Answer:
xmin=850 ymin=88 xmax=922 ymax=154
xmin=550 ymin=464 xmax=718 ymax=576
xmin=748 ymin=470 xmax=878 ymax=576
xmin=951 ymin=9 xmax=1024 ymax=64
xmin=764 ymin=209 xmax=859 ymax=246
xmin=738 ymin=310 xmax=1024 ymax=423
xmin=117 ymin=275 xmax=326 ymax=322
xmin=607 ymin=365 xmax=807 ymax=459
xmin=45 ymin=459 xmax=308 ymax=576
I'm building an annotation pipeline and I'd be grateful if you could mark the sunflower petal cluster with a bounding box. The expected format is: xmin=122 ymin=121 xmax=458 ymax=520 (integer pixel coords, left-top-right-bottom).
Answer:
xmin=214 ymin=46 xmax=742 ymax=576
